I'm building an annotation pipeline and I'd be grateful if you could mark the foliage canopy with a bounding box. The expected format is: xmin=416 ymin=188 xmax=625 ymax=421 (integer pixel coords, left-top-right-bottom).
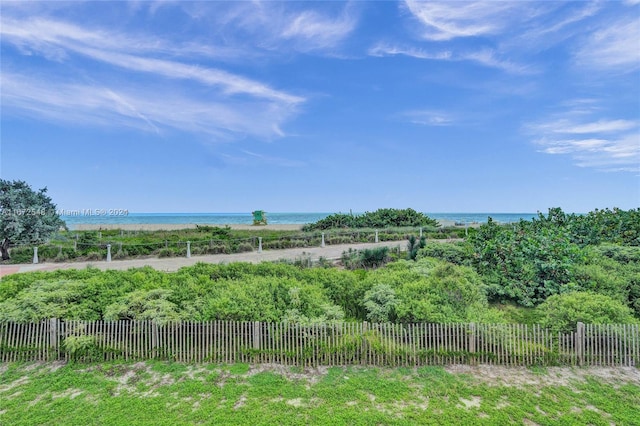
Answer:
xmin=0 ymin=179 xmax=65 ymax=260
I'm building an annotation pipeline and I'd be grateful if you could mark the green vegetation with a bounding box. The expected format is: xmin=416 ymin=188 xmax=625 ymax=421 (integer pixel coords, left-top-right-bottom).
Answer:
xmin=2 ymin=224 xmax=464 ymax=264
xmin=0 ymin=207 xmax=638 ymax=333
xmin=536 ymin=292 xmax=636 ymax=333
xmin=1 ymin=361 xmax=638 ymax=425
xmin=302 ymin=208 xmax=440 ymax=231
xmin=0 ymin=259 xmax=502 ymax=325
xmin=0 ymin=179 xmax=66 ymax=260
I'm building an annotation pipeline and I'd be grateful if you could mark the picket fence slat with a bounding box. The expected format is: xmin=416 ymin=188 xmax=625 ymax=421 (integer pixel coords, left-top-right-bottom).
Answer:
xmin=1 ymin=320 xmax=638 ymax=366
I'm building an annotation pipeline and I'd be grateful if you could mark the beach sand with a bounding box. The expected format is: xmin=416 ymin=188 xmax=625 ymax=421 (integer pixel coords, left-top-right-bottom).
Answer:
xmin=72 ymin=220 xmax=461 ymax=231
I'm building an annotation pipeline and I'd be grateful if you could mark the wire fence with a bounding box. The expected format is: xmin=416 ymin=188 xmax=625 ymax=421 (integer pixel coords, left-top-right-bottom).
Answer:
xmin=1 ymin=320 xmax=638 ymax=367
xmin=6 ymin=227 xmax=464 ymax=264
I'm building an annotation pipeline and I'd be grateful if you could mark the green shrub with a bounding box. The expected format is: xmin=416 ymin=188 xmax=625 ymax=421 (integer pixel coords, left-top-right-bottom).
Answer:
xmin=85 ymin=251 xmax=103 ymax=261
xmin=7 ymin=246 xmax=34 ymax=264
xmin=64 ymin=335 xmax=102 ymax=361
xmin=341 ymin=247 xmax=390 ymax=270
xmin=536 ymin=292 xmax=636 ymax=333
xmin=417 ymin=242 xmax=472 ymax=265
xmin=0 ymin=280 xmax=102 ymax=322
xmin=302 ymin=208 xmax=439 ymax=231
xmin=237 ymin=242 xmax=254 ymax=252
xmin=104 ymin=289 xmax=185 ymax=324
xmin=363 ymin=284 xmax=397 ymax=323
xmin=394 ymin=261 xmax=490 ymax=323
xmin=157 ymin=248 xmax=174 ymax=258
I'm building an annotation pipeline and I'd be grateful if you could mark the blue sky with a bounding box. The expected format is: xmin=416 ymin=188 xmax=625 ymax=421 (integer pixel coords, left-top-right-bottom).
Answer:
xmin=1 ymin=1 xmax=639 ymax=214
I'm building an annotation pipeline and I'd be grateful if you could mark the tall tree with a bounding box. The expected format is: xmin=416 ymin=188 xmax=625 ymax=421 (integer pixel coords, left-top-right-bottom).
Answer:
xmin=0 ymin=180 xmax=66 ymax=260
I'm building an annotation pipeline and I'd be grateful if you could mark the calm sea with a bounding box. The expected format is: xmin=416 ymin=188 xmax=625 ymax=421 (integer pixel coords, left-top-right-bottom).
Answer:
xmin=61 ymin=212 xmax=539 ymax=230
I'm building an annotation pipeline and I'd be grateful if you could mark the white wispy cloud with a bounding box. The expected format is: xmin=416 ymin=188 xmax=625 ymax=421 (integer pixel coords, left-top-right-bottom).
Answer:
xmin=0 ymin=13 xmax=304 ymax=141
xmin=280 ymin=9 xmax=357 ymax=51
xmin=1 ymin=71 xmax=296 ymax=141
xmin=403 ymin=0 xmax=523 ymax=41
xmin=0 ymin=17 xmax=302 ymax=105
xmin=368 ymin=43 xmax=533 ymax=74
xmin=528 ymin=107 xmax=640 ymax=172
xmin=540 ymin=119 xmax=637 ymax=135
xmin=369 ymin=43 xmax=452 ymax=60
xmin=397 ymin=1 xmax=627 ymax=77
xmin=218 ymin=150 xmax=306 ymax=168
xmin=574 ymin=15 xmax=640 ymax=72
xmin=401 ymin=110 xmax=454 ymax=127
xmin=203 ymin=1 xmax=358 ymax=54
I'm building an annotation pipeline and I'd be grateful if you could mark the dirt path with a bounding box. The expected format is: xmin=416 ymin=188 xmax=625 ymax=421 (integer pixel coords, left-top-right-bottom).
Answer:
xmin=0 ymin=240 xmax=408 ymax=277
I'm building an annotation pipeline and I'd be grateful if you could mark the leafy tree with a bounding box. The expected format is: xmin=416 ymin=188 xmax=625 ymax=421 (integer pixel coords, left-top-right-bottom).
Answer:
xmin=0 ymin=180 xmax=66 ymax=260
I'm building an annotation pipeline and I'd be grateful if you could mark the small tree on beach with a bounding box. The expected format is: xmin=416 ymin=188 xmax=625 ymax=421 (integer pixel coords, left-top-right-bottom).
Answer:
xmin=0 ymin=180 xmax=66 ymax=260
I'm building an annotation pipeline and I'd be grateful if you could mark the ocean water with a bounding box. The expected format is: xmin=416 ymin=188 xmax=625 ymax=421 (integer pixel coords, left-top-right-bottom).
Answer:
xmin=61 ymin=212 xmax=539 ymax=230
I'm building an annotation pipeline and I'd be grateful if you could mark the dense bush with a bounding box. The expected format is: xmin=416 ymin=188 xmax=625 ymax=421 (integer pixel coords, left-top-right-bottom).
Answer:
xmin=572 ymin=247 xmax=640 ymax=317
xmin=104 ymin=289 xmax=185 ymax=324
xmin=302 ymin=208 xmax=439 ymax=231
xmin=469 ymin=218 xmax=584 ymax=306
xmin=416 ymin=242 xmax=472 ymax=265
xmin=393 ymin=260 xmax=499 ymax=323
xmin=536 ymin=292 xmax=637 ymax=332
xmin=363 ymin=284 xmax=398 ymax=323
xmin=0 ymin=280 xmax=103 ymax=322
xmin=341 ymin=246 xmax=391 ymax=270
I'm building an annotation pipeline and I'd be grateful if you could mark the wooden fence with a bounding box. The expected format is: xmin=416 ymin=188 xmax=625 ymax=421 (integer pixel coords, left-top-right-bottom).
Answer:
xmin=1 ymin=320 xmax=638 ymax=366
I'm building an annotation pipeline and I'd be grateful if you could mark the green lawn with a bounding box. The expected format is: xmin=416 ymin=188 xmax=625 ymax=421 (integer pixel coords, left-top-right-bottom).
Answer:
xmin=1 ymin=361 xmax=639 ymax=425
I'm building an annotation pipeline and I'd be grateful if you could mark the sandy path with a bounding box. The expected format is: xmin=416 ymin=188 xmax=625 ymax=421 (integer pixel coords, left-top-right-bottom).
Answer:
xmin=72 ymin=224 xmax=306 ymax=231
xmin=0 ymin=240 xmax=409 ymax=276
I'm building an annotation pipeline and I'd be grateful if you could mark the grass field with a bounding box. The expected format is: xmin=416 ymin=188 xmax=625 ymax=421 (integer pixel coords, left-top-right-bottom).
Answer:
xmin=1 ymin=361 xmax=639 ymax=425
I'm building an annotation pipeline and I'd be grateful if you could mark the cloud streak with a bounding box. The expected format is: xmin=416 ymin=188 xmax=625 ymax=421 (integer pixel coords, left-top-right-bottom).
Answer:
xmin=1 ymin=72 xmax=296 ymax=141
xmin=400 ymin=110 xmax=454 ymax=127
xmin=0 ymin=13 xmax=303 ymax=141
xmin=403 ymin=0 xmax=525 ymax=41
xmin=368 ymin=43 xmax=533 ymax=74
xmin=528 ymin=107 xmax=640 ymax=172
xmin=574 ymin=15 xmax=640 ymax=72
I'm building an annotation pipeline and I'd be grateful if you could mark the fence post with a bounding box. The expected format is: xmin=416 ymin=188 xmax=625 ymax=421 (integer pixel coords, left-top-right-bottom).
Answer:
xmin=33 ymin=246 xmax=39 ymax=264
xmin=469 ymin=323 xmax=477 ymax=365
xmin=152 ymin=321 xmax=159 ymax=359
xmin=258 ymin=237 xmax=263 ymax=253
xmin=49 ymin=318 xmax=58 ymax=359
xmin=375 ymin=230 xmax=379 ymax=243
xmin=186 ymin=241 xmax=191 ymax=258
xmin=321 ymin=233 xmax=325 ymax=248
xmin=253 ymin=321 xmax=261 ymax=362
xmin=361 ymin=321 xmax=368 ymax=365
xmin=106 ymin=244 xmax=112 ymax=262
xmin=576 ymin=322 xmax=585 ymax=366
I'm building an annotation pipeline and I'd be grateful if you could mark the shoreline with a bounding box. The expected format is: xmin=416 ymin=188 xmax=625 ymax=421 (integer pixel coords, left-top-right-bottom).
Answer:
xmin=70 ymin=219 xmax=461 ymax=231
